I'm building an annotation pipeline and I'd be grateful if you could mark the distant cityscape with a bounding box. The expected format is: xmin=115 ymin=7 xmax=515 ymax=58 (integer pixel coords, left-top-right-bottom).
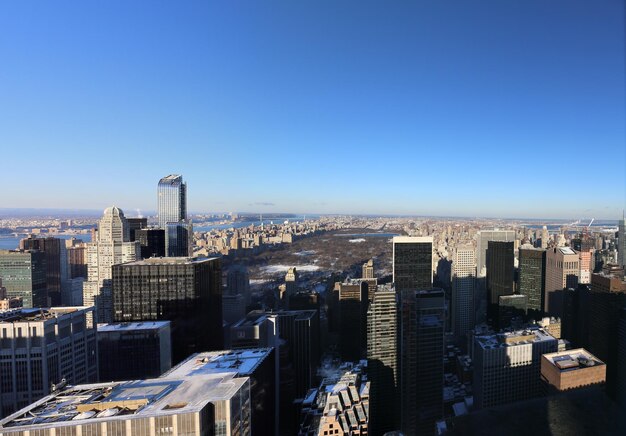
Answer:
xmin=0 ymin=173 xmax=624 ymax=435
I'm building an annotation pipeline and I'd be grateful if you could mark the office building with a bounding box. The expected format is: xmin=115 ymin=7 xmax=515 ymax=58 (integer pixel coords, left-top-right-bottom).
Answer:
xmin=285 ymin=267 xmax=299 ymax=296
xmin=0 ymin=307 xmax=97 ymax=417
xmin=223 ymin=293 xmax=246 ymax=325
xmin=229 ymin=311 xmax=280 ymax=350
xmin=367 ymin=285 xmax=398 ymax=434
xmin=98 ymin=321 xmax=172 ymax=382
xmin=19 ymin=236 xmax=65 ymax=306
xmin=0 ymin=375 xmax=251 ymax=435
xmin=66 ymin=239 xmax=87 ymax=279
xmin=276 ymin=310 xmax=320 ymax=399
xmin=126 ymin=217 xmax=147 ymax=241
xmin=135 ymin=228 xmax=166 ymax=259
xmin=498 ymin=294 xmax=528 ymax=328
xmin=545 ymin=247 xmax=579 ymax=317
xmin=486 ymin=241 xmax=514 ymax=321
xmin=541 ymin=349 xmax=606 ymax=392
xmin=400 ymin=288 xmax=444 ymax=435
xmin=163 ymin=348 xmax=276 ymax=436
xmin=518 ymin=246 xmax=546 ymax=318
xmin=362 ymin=258 xmax=375 ymax=279
xmin=158 ymin=175 xmax=192 ymax=257
xmin=619 ymin=215 xmax=625 ymax=269
xmin=297 ymin=361 xmax=369 ymax=436
xmin=0 ymin=250 xmax=47 ymax=308
xmin=83 ymin=207 xmax=139 ymax=324
xmin=473 ymin=327 xmax=558 ymax=409
xmin=587 ymin=270 xmax=626 ymax=399
xmin=112 ymin=256 xmax=223 ymax=363
xmin=227 ymin=265 xmax=251 ymax=305
xmin=393 ymin=236 xmax=433 ymax=291
xmin=337 ymin=280 xmax=368 ymax=362
xmin=476 ymin=230 xmax=515 ymax=277
xmin=452 ymin=245 xmax=476 ymax=336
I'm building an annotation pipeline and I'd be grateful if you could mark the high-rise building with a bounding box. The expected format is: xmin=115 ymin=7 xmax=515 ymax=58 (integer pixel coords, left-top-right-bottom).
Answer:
xmin=66 ymin=238 xmax=87 ymax=279
xmin=476 ymin=230 xmax=515 ymax=277
xmin=367 ymin=285 xmax=399 ymax=434
xmin=337 ymin=279 xmax=368 ymax=362
xmin=473 ymin=327 xmax=558 ymax=409
xmin=486 ymin=241 xmax=514 ymax=321
xmin=97 ymin=321 xmax=172 ymax=382
xmin=227 ymin=265 xmax=251 ymax=305
xmin=498 ymin=294 xmax=528 ymax=328
xmin=112 ymin=256 xmax=223 ymax=363
xmin=0 ymin=375 xmax=251 ymax=435
xmin=157 ymin=175 xmax=192 ymax=257
xmin=83 ymin=207 xmax=139 ymax=324
xmin=362 ymin=258 xmax=375 ymax=279
xmin=285 ymin=267 xmax=299 ymax=296
xmin=452 ymin=245 xmax=476 ymax=336
xmin=0 ymin=250 xmax=47 ymax=308
xmin=19 ymin=236 xmax=65 ymax=306
xmin=0 ymin=307 xmax=97 ymax=417
xmin=126 ymin=217 xmax=147 ymax=241
xmin=275 ymin=310 xmax=320 ymax=399
xmin=157 ymin=174 xmax=187 ymax=228
xmin=393 ymin=236 xmax=433 ymax=292
xmin=229 ymin=311 xmax=280 ymax=350
xmin=163 ymin=348 xmax=276 ymax=436
xmin=134 ymin=228 xmax=165 ymax=259
xmin=587 ymin=270 xmax=626 ymax=399
xmin=222 ymin=293 xmax=246 ymax=325
xmin=545 ymin=247 xmax=579 ymax=318
xmin=400 ymin=288 xmax=444 ymax=435
xmin=618 ymin=215 xmax=625 ymax=269
xmin=518 ymin=246 xmax=546 ymax=318
xmin=297 ymin=361 xmax=369 ymax=436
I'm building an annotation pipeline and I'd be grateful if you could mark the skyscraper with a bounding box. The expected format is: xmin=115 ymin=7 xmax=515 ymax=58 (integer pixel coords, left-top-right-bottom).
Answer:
xmin=157 ymin=175 xmax=192 ymax=257
xmin=337 ymin=279 xmax=368 ymax=362
xmin=19 ymin=236 xmax=65 ymax=306
xmin=83 ymin=207 xmax=139 ymax=324
xmin=475 ymin=230 xmax=515 ymax=277
xmin=157 ymin=174 xmax=187 ymax=228
xmin=400 ymin=288 xmax=444 ymax=435
xmin=0 ymin=250 xmax=47 ymax=308
xmin=362 ymin=258 xmax=375 ymax=279
xmin=112 ymin=256 xmax=223 ymax=364
xmin=619 ymin=214 xmax=625 ymax=269
xmin=393 ymin=236 xmax=433 ymax=292
xmin=367 ymin=286 xmax=399 ymax=434
xmin=486 ymin=241 xmax=514 ymax=322
xmin=518 ymin=246 xmax=546 ymax=318
xmin=545 ymin=246 xmax=579 ymax=317
xmin=452 ymin=245 xmax=476 ymax=336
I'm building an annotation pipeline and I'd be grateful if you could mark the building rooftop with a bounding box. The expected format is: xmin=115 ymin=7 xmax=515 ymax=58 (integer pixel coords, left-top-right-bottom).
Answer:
xmin=542 ymin=349 xmax=604 ymax=372
xmin=232 ymin=312 xmax=270 ymax=328
xmin=161 ymin=348 xmax=273 ymax=379
xmin=0 ymin=306 xmax=93 ymax=323
xmin=120 ymin=256 xmax=220 ymax=266
xmin=392 ymin=235 xmax=433 ymax=243
xmin=0 ymin=374 xmax=247 ymax=430
xmin=97 ymin=321 xmax=170 ymax=332
xmin=556 ymin=247 xmax=577 ymax=255
xmin=476 ymin=327 xmax=556 ymax=350
xmin=158 ymin=174 xmax=183 ymax=184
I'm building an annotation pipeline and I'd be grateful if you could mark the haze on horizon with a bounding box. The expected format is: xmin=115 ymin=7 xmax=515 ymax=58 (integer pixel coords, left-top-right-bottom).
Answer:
xmin=0 ymin=1 xmax=624 ymax=220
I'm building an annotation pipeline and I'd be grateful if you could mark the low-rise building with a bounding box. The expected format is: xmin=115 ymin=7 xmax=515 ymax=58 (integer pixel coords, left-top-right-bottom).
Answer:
xmin=541 ymin=348 xmax=606 ymax=391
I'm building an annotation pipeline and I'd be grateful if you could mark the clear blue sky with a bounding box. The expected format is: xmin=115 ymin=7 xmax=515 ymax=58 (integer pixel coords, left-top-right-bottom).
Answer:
xmin=0 ymin=0 xmax=624 ymax=219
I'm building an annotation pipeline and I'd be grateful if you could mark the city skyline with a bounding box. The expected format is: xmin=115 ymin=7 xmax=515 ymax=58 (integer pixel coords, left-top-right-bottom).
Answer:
xmin=0 ymin=1 xmax=624 ymax=218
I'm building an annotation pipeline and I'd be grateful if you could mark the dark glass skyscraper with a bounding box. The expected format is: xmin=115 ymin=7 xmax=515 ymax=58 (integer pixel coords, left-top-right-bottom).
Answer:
xmin=338 ymin=280 xmax=369 ymax=362
xmin=135 ymin=228 xmax=166 ymax=259
xmin=518 ymin=246 xmax=546 ymax=318
xmin=19 ymin=236 xmax=64 ymax=306
xmin=0 ymin=250 xmax=47 ymax=308
xmin=112 ymin=256 xmax=222 ymax=363
xmin=486 ymin=241 xmax=514 ymax=321
xmin=400 ymin=288 xmax=444 ymax=435
xmin=393 ymin=236 xmax=433 ymax=292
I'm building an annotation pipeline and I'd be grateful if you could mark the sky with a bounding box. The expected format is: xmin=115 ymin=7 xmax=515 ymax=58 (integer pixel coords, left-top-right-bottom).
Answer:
xmin=0 ymin=0 xmax=624 ymax=219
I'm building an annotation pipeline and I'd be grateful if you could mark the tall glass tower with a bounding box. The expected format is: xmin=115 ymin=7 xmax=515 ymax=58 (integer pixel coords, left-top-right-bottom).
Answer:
xmin=158 ymin=174 xmax=187 ymax=228
xmin=158 ymin=175 xmax=191 ymax=257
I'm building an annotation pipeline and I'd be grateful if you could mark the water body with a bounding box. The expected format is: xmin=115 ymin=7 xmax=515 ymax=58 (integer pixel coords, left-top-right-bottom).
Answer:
xmin=0 ymin=234 xmax=92 ymax=250
xmin=195 ymin=215 xmax=317 ymax=232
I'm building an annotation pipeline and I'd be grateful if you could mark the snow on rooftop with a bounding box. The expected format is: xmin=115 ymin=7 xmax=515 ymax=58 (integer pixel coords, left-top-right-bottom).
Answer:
xmin=161 ymin=348 xmax=273 ymax=379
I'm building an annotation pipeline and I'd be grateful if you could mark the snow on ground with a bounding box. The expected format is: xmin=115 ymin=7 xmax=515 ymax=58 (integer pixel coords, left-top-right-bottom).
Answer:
xmin=294 ymin=250 xmax=317 ymax=256
xmin=260 ymin=264 xmax=322 ymax=275
xmin=349 ymin=238 xmax=366 ymax=243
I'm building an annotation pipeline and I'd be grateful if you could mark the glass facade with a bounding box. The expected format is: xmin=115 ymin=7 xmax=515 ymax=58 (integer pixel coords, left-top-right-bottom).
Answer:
xmin=158 ymin=175 xmax=187 ymax=229
xmin=0 ymin=250 xmax=47 ymax=308
xmin=393 ymin=239 xmax=433 ymax=292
